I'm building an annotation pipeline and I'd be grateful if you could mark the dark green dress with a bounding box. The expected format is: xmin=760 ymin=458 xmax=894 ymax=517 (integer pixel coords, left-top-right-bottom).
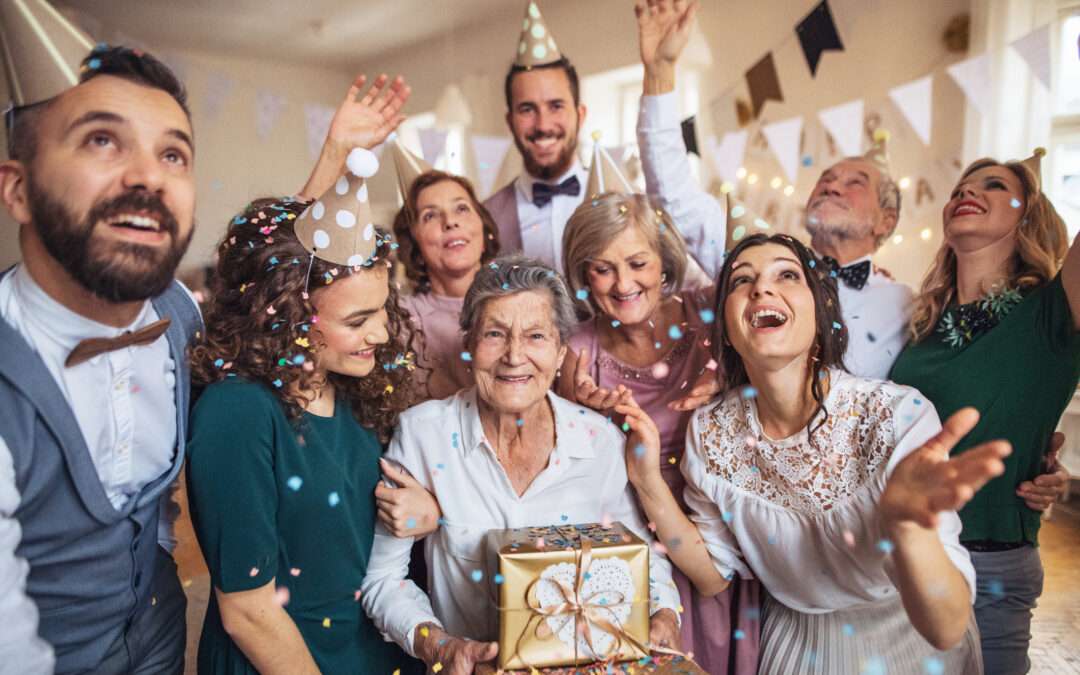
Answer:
xmin=890 ymin=274 xmax=1080 ymax=545
xmin=186 ymin=378 xmax=422 ymax=674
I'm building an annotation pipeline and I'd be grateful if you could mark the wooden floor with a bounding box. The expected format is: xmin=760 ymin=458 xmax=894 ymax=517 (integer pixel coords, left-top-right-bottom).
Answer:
xmin=174 ymin=482 xmax=1080 ymax=674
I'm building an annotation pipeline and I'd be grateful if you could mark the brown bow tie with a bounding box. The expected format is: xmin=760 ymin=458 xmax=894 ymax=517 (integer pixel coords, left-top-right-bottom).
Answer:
xmin=65 ymin=318 xmax=171 ymax=368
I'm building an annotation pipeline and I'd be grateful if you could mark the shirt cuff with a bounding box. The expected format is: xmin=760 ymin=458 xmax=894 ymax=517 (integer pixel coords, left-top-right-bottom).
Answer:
xmin=404 ymin=617 xmax=444 ymax=660
xmin=639 ymin=92 xmax=681 ymax=131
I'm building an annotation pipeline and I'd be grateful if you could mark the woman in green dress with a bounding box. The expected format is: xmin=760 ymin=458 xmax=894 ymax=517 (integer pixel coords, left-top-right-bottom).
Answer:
xmin=186 ymin=74 xmax=425 ymax=674
xmin=890 ymin=149 xmax=1080 ymax=675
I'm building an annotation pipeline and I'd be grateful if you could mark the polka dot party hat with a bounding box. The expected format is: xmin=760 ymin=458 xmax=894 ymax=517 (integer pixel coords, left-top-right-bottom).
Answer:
xmin=514 ymin=1 xmax=562 ymax=68
xmin=724 ymin=193 xmax=771 ymax=252
xmin=295 ymin=147 xmax=381 ymax=267
xmin=0 ymin=0 xmax=95 ymax=107
xmin=586 ymin=131 xmax=633 ymax=198
xmin=390 ymin=137 xmax=432 ymax=201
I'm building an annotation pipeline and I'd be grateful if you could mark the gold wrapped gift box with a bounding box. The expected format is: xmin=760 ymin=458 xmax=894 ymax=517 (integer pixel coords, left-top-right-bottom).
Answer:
xmin=489 ymin=522 xmax=652 ymax=671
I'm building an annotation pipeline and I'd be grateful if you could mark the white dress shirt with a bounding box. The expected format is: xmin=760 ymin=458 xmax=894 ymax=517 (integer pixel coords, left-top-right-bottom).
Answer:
xmin=0 ymin=264 xmax=188 ymax=671
xmin=637 ymin=93 xmax=913 ymax=378
xmin=681 ymin=369 xmax=975 ymax=613
xmin=361 ymin=387 xmax=681 ymax=658
xmin=513 ymin=162 xmax=588 ymax=272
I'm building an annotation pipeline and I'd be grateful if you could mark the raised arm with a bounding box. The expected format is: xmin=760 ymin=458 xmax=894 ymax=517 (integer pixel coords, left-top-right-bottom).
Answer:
xmin=881 ymin=406 xmax=1011 ymax=650
xmin=298 ymin=73 xmax=411 ymax=201
xmin=634 ymin=0 xmax=726 ymax=280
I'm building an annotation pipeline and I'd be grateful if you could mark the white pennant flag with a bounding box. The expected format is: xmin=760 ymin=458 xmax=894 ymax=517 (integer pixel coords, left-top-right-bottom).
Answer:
xmin=470 ymin=134 xmax=513 ymax=199
xmin=1010 ymin=24 xmax=1052 ymax=89
xmin=705 ymin=130 xmax=749 ymax=185
xmin=202 ymin=72 xmax=235 ymax=121
xmin=946 ymin=53 xmax=993 ymax=117
xmin=761 ymin=117 xmax=803 ymax=183
xmin=888 ymin=75 xmax=933 ymax=145
xmin=817 ymin=99 xmax=864 ymax=158
xmin=418 ymin=127 xmax=450 ymax=165
xmin=255 ymin=91 xmax=287 ymax=140
xmin=303 ymin=103 xmax=335 ymax=160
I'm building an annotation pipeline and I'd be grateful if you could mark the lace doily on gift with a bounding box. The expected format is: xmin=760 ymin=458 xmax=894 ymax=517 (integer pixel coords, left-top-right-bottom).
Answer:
xmin=700 ymin=378 xmax=901 ymax=516
xmin=534 ymin=556 xmax=635 ymax=659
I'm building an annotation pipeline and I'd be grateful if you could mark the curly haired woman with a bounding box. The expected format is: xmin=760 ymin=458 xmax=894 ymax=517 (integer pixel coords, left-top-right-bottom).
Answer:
xmin=185 ymin=74 xmax=424 ymax=675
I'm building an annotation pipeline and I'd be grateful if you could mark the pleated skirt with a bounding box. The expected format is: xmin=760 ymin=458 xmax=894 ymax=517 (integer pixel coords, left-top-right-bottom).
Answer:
xmin=759 ymin=592 xmax=983 ymax=675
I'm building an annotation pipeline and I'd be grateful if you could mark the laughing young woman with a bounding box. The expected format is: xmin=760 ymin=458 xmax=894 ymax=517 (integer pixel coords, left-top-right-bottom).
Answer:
xmin=620 ymin=233 xmax=1010 ymax=674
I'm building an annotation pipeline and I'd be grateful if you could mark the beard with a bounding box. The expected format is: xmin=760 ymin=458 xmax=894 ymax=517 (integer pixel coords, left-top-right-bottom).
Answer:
xmin=804 ymin=199 xmax=875 ymax=244
xmin=515 ymin=126 xmax=579 ymax=181
xmin=26 ymin=175 xmax=193 ymax=303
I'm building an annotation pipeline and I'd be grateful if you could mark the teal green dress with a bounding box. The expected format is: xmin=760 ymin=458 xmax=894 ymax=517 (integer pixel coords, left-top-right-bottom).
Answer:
xmin=890 ymin=275 xmax=1080 ymax=545
xmin=186 ymin=378 xmax=422 ymax=674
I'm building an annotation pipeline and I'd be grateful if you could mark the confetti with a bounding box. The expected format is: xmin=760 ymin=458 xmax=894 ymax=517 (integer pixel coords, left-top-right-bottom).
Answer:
xmin=842 ymin=530 xmax=855 ymax=547
xmin=668 ymin=325 xmax=683 ymax=340
xmin=274 ymin=586 xmax=290 ymax=606
xmin=734 ymin=629 xmax=746 ymax=640
xmin=842 ymin=623 xmax=854 ymax=636
xmin=272 ymin=378 xmax=283 ymax=388
xmin=705 ymin=358 xmax=718 ymax=371
xmin=266 ymin=305 xmax=277 ymax=315
xmin=924 ymin=656 xmax=945 ymax=675
xmin=328 ymin=491 xmax=341 ymax=507
xmin=420 ymin=626 xmax=430 ymax=638
xmin=290 ymin=567 xmax=301 ymax=576
xmin=698 ymin=309 xmax=716 ymax=323
xmin=286 ymin=476 xmax=303 ymax=491
xmin=877 ymin=539 xmax=895 ymax=554
xmin=214 ymin=358 xmax=224 ymax=368
xmin=471 ymin=569 xmax=484 ymax=582
xmin=460 ymin=351 xmax=472 ymax=362
xmin=494 ymin=573 xmax=505 ymax=584
xmin=575 ymin=288 xmax=589 ymax=300
xmin=322 ymin=617 xmax=331 ymax=628
xmin=611 ymin=319 xmax=621 ymax=328
xmin=741 ymin=386 xmax=757 ymax=399
xmin=832 ymin=321 xmax=843 ymax=330
xmin=432 ymin=664 xmax=443 ymax=673
xmin=1010 ymin=197 xmax=1022 ymax=209
xmin=651 ymin=362 xmax=670 ymax=378
xmin=249 ymin=567 xmax=259 ymax=577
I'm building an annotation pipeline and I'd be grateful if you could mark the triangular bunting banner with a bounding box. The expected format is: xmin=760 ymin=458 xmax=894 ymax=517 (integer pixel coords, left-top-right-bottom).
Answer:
xmin=888 ymin=75 xmax=932 ymax=145
xmin=705 ymin=130 xmax=749 ymax=185
xmin=418 ymin=127 xmax=450 ymax=165
xmin=762 ymin=116 xmax=804 ymax=183
xmin=304 ymin=103 xmax=335 ymax=160
xmin=817 ymin=99 xmax=863 ymax=157
xmin=255 ymin=90 xmax=287 ymax=140
xmin=681 ymin=116 xmax=700 ymax=156
xmin=946 ymin=53 xmax=993 ymax=117
xmin=470 ymin=134 xmax=513 ymax=199
xmin=796 ymin=0 xmax=844 ymax=77
xmin=1009 ymin=24 xmax=1052 ymax=89
xmin=746 ymin=52 xmax=783 ymax=119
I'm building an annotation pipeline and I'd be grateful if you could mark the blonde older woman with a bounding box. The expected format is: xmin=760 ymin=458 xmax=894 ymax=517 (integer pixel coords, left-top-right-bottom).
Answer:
xmin=890 ymin=153 xmax=1080 ymax=675
xmin=558 ymin=192 xmax=759 ymax=673
xmin=361 ymin=255 xmax=681 ymax=675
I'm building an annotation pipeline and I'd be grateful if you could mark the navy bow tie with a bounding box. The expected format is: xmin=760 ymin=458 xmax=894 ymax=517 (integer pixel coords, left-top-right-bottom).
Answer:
xmin=532 ymin=175 xmax=581 ymax=208
xmin=822 ymin=257 xmax=871 ymax=290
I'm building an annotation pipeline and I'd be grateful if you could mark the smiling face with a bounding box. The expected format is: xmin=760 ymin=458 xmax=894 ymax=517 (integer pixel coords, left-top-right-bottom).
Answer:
xmin=310 ymin=266 xmax=390 ymax=379
xmin=723 ymin=242 xmax=818 ymax=371
xmin=17 ymin=75 xmax=196 ymax=302
xmin=586 ymin=224 xmax=664 ymax=327
xmin=804 ymin=159 xmax=889 ymax=246
xmin=942 ymin=164 xmax=1025 ymax=253
xmin=470 ymin=290 xmax=568 ymax=415
xmin=506 ymin=67 xmax=585 ymax=181
xmin=413 ymin=179 xmax=486 ymax=285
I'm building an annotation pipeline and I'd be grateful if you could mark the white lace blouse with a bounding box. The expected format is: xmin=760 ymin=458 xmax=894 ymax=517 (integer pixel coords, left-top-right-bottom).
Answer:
xmin=681 ymin=369 xmax=976 ymax=614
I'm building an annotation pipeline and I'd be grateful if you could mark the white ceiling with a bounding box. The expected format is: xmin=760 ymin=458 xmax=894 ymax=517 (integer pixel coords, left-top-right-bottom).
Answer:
xmin=58 ymin=0 xmax=519 ymax=69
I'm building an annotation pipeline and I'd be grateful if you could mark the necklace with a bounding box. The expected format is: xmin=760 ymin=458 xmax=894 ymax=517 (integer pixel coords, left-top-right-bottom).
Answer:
xmin=936 ymin=285 xmax=1024 ymax=349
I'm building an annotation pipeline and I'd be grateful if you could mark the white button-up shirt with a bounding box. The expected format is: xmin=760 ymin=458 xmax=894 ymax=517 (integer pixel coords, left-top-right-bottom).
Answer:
xmin=513 ymin=162 xmax=588 ymax=273
xmin=638 ymin=92 xmax=913 ymax=379
xmin=361 ymin=388 xmax=681 ymax=658
xmin=0 ymin=264 xmax=189 ymax=672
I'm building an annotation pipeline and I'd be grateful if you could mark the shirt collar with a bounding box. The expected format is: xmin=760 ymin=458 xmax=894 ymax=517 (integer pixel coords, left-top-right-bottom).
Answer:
xmin=12 ymin=263 xmax=153 ymax=352
xmin=458 ymin=386 xmax=596 ymax=460
xmin=515 ymin=161 xmax=586 ymax=204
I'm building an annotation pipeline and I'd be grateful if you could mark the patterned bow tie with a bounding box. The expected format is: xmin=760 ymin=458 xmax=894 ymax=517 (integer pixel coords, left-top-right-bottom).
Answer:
xmin=822 ymin=257 xmax=871 ymax=290
xmin=532 ymin=175 xmax=581 ymax=208
xmin=65 ymin=318 xmax=171 ymax=368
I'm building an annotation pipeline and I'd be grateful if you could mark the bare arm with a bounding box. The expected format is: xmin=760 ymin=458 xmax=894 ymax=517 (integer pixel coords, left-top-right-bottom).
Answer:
xmin=216 ymin=579 xmax=321 ymax=674
xmin=881 ymin=408 xmax=1011 ymax=649
xmin=616 ymin=397 xmax=731 ymax=597
xmin=1061 ymin=231 xmax=1080 ymax=331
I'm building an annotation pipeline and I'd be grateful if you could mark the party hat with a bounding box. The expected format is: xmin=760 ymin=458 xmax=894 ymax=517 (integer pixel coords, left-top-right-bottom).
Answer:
xmin=390 ymin=137 xmax=432 ymax=200
xmin=514 ymin=1 xmax=562 ymax=68
xmin=295 ymin=147 xmax=381 ymax=267
xmin=725 ymin=193 xmax=771 ymax=251
xmin=586 ymin=131 xmax=633 ymax=197
xmin=0 ymin=0 xmax=95 ymax=107
xmin=862 ymin=128 xmax=891 ymax=175
xmin=1020 ymin=147 xmax=1045 ymax=191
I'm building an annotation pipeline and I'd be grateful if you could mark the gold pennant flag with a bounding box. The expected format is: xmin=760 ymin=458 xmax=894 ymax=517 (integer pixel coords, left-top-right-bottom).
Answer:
xmin=745 ymin=52 xmax=783 ymax=119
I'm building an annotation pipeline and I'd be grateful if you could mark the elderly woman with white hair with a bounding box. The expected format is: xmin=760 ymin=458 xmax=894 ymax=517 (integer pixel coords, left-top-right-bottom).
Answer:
xmin=360 ymin=254 xmax=682 ymax=674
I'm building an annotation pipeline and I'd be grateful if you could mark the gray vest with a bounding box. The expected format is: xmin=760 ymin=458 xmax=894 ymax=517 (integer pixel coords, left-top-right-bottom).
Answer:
xmin=0 ymin=278 xmax=201 ymax=673
xmin=483 ymin=181 xmax=523 ymax=255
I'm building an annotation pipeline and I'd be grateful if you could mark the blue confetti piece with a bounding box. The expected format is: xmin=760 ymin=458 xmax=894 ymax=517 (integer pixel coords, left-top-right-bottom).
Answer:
xmin=214 ymin=358 xmax=224 ymax=368
xmin=722 ymin=511 xmax=733 ymax=523
xmin=406 ymin=517 xmax=416 ymax=529
xmin=832 ymin=321 xmax=843 ymax=330
xmin=286 ymin=476 xmax=303 ymax=491
xmin=741 ymin=386 xmax=757 ymax=399
xmin=654 ymin=341 xmax=662 ymax=349
xmin=87 ymin=58 xmax=102 ymax=70
xmin=560 ymin=514 xmax=569 ymax=521
xmin=698 ymin=309 xmax=715 ymax=323
xmin=877 ymin=539 xmax=895 ymax=554
xmin=668 ymin=325 xmax=683 ymax=339
xmin=1010 ymin=197 xmax=1022 ymax=209
xmin=924 ymin=656 xmax=945 ymax=675
xmin=808 ymin=259 xmax=816 ymax=268
xmin=460 ymin=351 xmax=472 ymax=362
xmin=501 ymin=282 xmax=510 ymax=290
xmin=634 ymin=444 xmax=646 ymax=457
xmin=471 ymin=569 xmax=484 ymax=582
xmin=611 ymin=319 xmax=621 ymax=328
xmin=436 ymin=463 xmax=445 ymax=470
xmin=734 ymin=629 xmax=746 ymax=640
xmin=494 ymin=573 xmax=505 ymax=584
xmin=272 ymin=378 xmax=283 ymax=388
xmin=575 ymin=288 xmax=589 ymax=300
xmin=292 ymin=355 xmax=305 ymax=365
xmin=451 ymin=432 xmax=459 ymax=449
xmin=328 ymin=491 xmax=340 ymax=507
xmin=268 ymin=256 xmax=279 ymax=265
xmin=437 ymin=517 xmax=448 ymax=526
xmin=801 ymin=155 xmax=813 ymax=167
xmin=913 ymin=398 xmax=922 ymax=405
xmin=516 ymin=418 xmax=525 ymax=427
xmin=988 ymin=578 xmax=1005 ymax=599
xmin=842 ymin=623 xmax=855 ymax=636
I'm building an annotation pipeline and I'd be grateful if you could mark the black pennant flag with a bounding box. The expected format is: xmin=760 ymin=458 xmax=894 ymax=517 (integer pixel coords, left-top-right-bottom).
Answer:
xmin=681 ymin=116 xmax=699 ymax=156
xmin=796 ymin=0 xmax=844 ymax=77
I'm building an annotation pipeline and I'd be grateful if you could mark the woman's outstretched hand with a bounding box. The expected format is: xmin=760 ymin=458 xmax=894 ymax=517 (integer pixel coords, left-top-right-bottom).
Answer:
xmin=615 ymin=393 xmax=664 ymax=489
xmin=882 ymin=407 xmax=1011 ymax=532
